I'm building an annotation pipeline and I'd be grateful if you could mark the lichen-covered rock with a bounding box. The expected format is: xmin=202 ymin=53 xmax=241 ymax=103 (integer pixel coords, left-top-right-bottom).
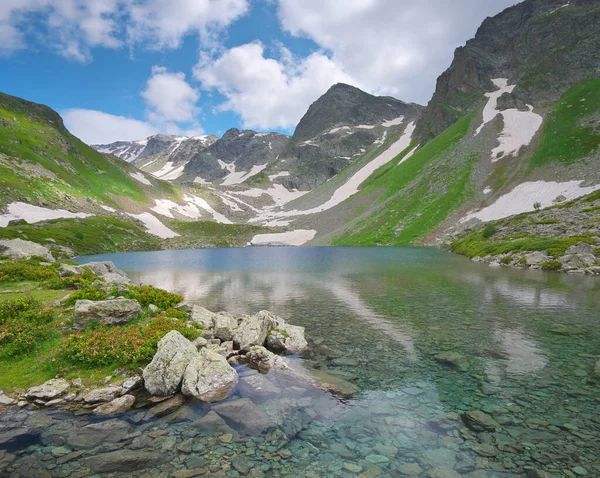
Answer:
xmin=559 ymin=253 xmax=597 ymax=269
xmin=59 ymin=263 xmax=85 ymax=276
xmin=0 ymin=239 xmax=54 ymax=262
xmin=192 ymin=337 xmax=208 ymax=350
xmin=25 ymin=378 xmax=70 ymax=401
xmin=523 ymin=251 xmax=549 ymax=266
xmin=233 ymin=310 xmax=277 ymax=351
xmin=187 ymin=305 xmax=217 ymax=339
xmin=245 ymin=346 xmax=291 ymax=374
xmin=74 ymin=299 xmax=141 ymax=327
xmin=83 ymin=386 xmax=123 ymax=404
xmin=143 ymin=331 xmax=199 ymax=396
xmin=213 ymin=311 xmax=239 ymax=341
xmin=181 ymin=348 xmax=238 ymax=402
xmin=81 ymin=261 xmax=131 ymax=284
xmin=93 ymin=395 xmax=135 ymax=415
xmin=266 ymin=323 xmax=308 ymax=355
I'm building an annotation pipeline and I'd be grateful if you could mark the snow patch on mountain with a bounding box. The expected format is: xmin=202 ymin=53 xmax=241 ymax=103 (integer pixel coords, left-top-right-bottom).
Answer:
xmin=249 ymin=229 xmax=316 ymax=246
xmin=129 ymin=172 xmax=153 ymax=186
xmin=0 ymin=202 xmax=92 ymax=227
xmin=127 ymin=212 xmax=179 ymax=239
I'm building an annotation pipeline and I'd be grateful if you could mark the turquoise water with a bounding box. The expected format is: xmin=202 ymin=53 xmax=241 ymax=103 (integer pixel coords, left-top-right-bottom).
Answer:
xmin=3 ymin=247 xmax=600 ymax=477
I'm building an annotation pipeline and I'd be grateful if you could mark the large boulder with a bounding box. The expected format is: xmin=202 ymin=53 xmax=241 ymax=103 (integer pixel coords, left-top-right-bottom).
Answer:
xmin=143 ymin=331 xmax=199 ymax=396
xmin=245 ymin=346 xmax=291 ymax=374
xmin=233 ymin=311 xmax=277 ymax=351
xmin=74 ymin=299 xmax=141 ymax=327
xmin=59 ymin=263 xmax=84 ymax=276
xmin=0 ymin=239 xmax=54 ymax=262
xmin=25 ymin=378 xmax=70 ymax=401
xmin=523 ymin=251 xmax=549 ymax=266
xmin=213 ymin=311 xmax=239 ymax=341
xmin=186 ymin=305 xmax=217 ymax=338
xmin=266 ymin=322 xmax=308 ymax=355
xmin=559 ymin=253 xmax=597 ymax=269
xmin=81 ymin=261 xmax=131 ymax=284
xmin=182 ymin=347 xmax=238 ymax=402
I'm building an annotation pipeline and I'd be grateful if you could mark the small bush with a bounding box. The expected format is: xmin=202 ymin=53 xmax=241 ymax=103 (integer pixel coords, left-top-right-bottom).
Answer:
xmin=594 ymin=247 xmax=600 ymax=255
xmin=482 ymin=224 xmax=497 ymax=239
xmin=0 ymin=260 xmax=57 ymax=283
xmin=541 ymin=260 xmax=562 ymax=272
xmin=63 ymin=286 xmax=109 ymax=307
xmin=61 ymin=314 xmax=200 ymax=367
xmin=0 ymin=297 xmax=55 ymax=357
xmin=518 ymin=257 xmax=527 ymax=265
xmin=500 ymin=255 xmax=513 ymax=265
xmin=123 ymin=285 xmax=183 ymax=310
xmin=534 ymin=202 xmax=542 ymax=211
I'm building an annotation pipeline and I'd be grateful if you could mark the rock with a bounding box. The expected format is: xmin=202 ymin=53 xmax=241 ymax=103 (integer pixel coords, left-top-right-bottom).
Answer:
xmin=307 ymin=369 xmax=358 ymax=398
xmin=549 ymin=325 xmax=584 ymax=336
xmin=461 ymin=410 xmax=498 ymax=432
xmin=25 ymin=378 xmax=70 ymax=401
xmin=192 ymin=337 xmax=208 ymax=350
xmin=121 ymin=376 xmax=143 ymax=392
xmin=146 ymin=394 xmax=185 ymax=418
xmin=74 ymin=299 xmax=141 ymax=327
xmin=234 ymin=310 xmax=277 ymax=351
xmin=0 ymin=239 xmax=54 ymax=262
xmin=400 ymin=463 xmax=424 ymax=476
xmin=231 ymin=454 xmax=253 ymax=474
xmin=148 ymin=304 xmax=159 ymax=313
xmin=472 ymin=443 xmax=498 ymax=457
xmin=143 ymin=331 xmax=199 ymax=396
xmin=421 ymin=449 xmax=457 ymax=469
xmin=0 ymin=427 xmax=41 ymax=450
xmin=66 ymin=419 xmax=130 ymax=449
xmin=213 ymin=311 xmax=239 ymax=341
xmin=0 ymin=392 xmax=15 ymax=405
xmin=192 ymin=410 xmax=236 ymax=435
xmin=266 ymin=324 xmax=308 ymax=355
xmin=428 ymin=468 xmax=462 ymax=478
xmin=523 ymin=251 xmax=549 ymax=266
xmin=343 ymin=463 xmax=362 ymax=473
xmin=83 ymin=386 xmax=123 ymax=404
xmin=212 ymin=398 xmax=275 ymax=435
xmin=566 ymin=243 xmax=595 ymax=255
xmin=434 ymin=351 xmax=469 ymax=371
xmin=527 ymin=469 xmax=558 ymax=478
xmin=238 ymin=373 xmax=281 ymax=398
xmin=84 ymin=450 xmax=165 ymax=473
xmin=59 ymin=263 xmax=84 ymax=276
xmin=187 ymin=305 xmax=217 ymax=337
xmin=93 ymin=395 xmax=135 ymax=415
xmin=245 ymin=346 xmax=291 ymax=374
xmin=182 ymin=347 xmax=238 ymax=402
xmin=366 ymin=454 xmax=389 ymax=464
xmin=560 ymin=253 xmax=597 ymax=269
xmin=81 ymin=261 xmax=131 ymax=284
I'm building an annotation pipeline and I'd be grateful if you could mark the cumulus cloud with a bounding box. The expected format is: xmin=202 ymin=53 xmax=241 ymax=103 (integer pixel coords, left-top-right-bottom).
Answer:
xmin=276 ymin=0 xmax=518 ymax=104
xmin=0 ymin=0 xmax=249 ymax=61
xmin=195 ymin=42 xmax=356 ymax=130
xmin=142 ymin=66 xmax=200 ymax=123
xmin=62 ymin=109 xmax=159 ymax=144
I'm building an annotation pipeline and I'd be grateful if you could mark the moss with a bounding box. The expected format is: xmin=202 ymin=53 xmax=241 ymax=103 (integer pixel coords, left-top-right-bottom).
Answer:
xmin=541 ymin=260 xmax=562 ymax=271
xmin=482 ymin=224 xmax=497 ymax=239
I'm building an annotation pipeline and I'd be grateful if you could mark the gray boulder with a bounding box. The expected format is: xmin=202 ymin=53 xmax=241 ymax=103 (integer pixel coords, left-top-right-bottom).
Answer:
xmin=59 ymin=263 xmax=84 ymax=276
xmin=233 ymin=310 xmax=277 ymax=351
xmin=83 ymin=386 xmax=123 ymax=404
xmin=93 ymin=395 xmax=135 ymax=415
xmin=0 ymin=239 xmax=54 ymax=262
xmin=187 ymin=305 xmax=217 ymax=338
xmin=74 ymin=299 xmax=141 ymax=327
xmin=213 ymin=311 xmax=239 ymax=341
xmin=181 ymin=348 xmax=238 ymax=402
xmin=25 ymin=379 xmax=70 ymax=401
xmin=266 ymin=322 xmax=308 ymax=355
xmin=211 ymin=398 xmax=275 ymax=435
xmin=559 ymin=253 xmax=597 ymax=269
xmin=245 ymin=346 xmax=291 ymax=374
xmin=143 ymin=331 xmax=199 ymax=396
xmin=434 ymin=351 xmax=469 ymax=372
xmin=523 ymin=251 xmax=549 ymax=266
xmin=81 ymin=261 xmax=131 ymax=284
xmin=461 ymin=410 xmax=499 ymax=432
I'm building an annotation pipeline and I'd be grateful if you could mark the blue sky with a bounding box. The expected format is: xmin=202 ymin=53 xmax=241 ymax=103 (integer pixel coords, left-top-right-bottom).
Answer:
xmin=0 ymin=0 xmax=518 ymax=144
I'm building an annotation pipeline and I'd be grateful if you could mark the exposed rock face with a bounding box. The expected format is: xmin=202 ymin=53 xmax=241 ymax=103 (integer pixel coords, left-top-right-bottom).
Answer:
xmin=73 ymin=299 xmax=141 ymax=327
xmin=245 ymin=346 xmax=291 ymax=374
xmin=182 ymin=347 xmax=238 ymax=402
xmin=81 ymin=261 xmax=131 ymax=284
xmin=25 ymin=379 xmax=70 ymax=401
xmin=0 ymin=239 xmax=54 ymax=262
xmin=59 ymin=263 xmax=84 ymax=276
xmin=416 ymin=0 xmax=600 ymax=140
xmin=185 ymin=304 xmax=218 ymax=338
xmin=143 ymin=331 xmax=199 ymax=396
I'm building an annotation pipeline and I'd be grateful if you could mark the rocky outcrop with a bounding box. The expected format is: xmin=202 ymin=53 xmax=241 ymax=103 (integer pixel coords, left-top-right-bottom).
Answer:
xmin=181 ymin=348 xmax=238 ymax=402
xmin=0 ymin=239 xmax=54 ymax=262
xmin=73 ymin=298 xmax=141 ymax=327
xmin=81 ymin=261 xmax=131 ymax=284
xmin=143 ymin=331 xmax=199 ymax=396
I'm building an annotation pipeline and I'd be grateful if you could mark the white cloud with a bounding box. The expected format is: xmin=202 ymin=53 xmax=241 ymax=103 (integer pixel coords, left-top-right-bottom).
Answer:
xmin=141 ymin=66 xmax=200 ymax=123
xmin=0 ymin=0 xmax=249 ymax=61
xmin=276 ymin=0 xmax=518 ymax=104
xmin=194 ymin=42 xmax=356 ymax=130
xmin=62 ymin=109 xmax=159 ymax=144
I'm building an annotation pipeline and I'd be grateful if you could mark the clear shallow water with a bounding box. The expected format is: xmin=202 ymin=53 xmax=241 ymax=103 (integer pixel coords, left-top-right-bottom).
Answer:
xmin=3 ymin=247 xmax=600 ymax=477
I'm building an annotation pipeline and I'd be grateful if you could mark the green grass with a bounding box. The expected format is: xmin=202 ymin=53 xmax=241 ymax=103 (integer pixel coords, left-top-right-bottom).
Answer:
xmin=529 ymin=79 xmax=600 ymax=169
xmin=168 ymin=220 xmax=275 ymax=248
xmin=0 ymin=216 xmax=160 ymax=256
xmin=333 ymin=109 xmax=478 ymax=245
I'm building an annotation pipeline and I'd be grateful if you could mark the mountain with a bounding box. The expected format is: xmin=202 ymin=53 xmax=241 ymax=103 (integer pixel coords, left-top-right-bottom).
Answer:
xmin=93 ymin=134 xmax=218 ymax=181
xmin=177 ymin=128 xmax=289 ymax=185
xmin=272 ymin=83 xmax=423 ymax=190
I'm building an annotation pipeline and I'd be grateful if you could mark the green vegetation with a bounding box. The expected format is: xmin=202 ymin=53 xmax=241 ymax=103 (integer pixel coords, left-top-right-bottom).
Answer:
xmin=333 ymin=109 xmax=478 ymax=245
xmin=529 ymin=79 xmax=600 ymax=169
xmin=542 ymin=260 xmax=562 ymax=271
xmin=243 ymin=170 xmax=269 ymax=187
xmin=0 ymin=216 xmax=161 ymax=256
xmin=168 ymin=220 xmax=275 ymax=248
xmin=482 ymin=224 xmax=497 ymax=239
xmin=532 ymin=219 xmax=560 ymax=225
xmin=122 ymin=285 xmax=182 ymax=309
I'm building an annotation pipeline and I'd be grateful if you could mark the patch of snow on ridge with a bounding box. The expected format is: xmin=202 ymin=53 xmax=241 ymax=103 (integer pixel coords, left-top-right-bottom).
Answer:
xmin=193 ymin=176 xmax=211 ymax=185
xmin=184 ymin=196 xmax=232 ymax=224
xmin=130 ymin=172 xmax=153 ymax=186
xmin=150 ymin=197 xmax=232 ymax=224
xmin=100 ymin=205 xmax=116 ymax=213
xmin=398 ymin=144 xmax=419 ymax=166
xmin=549 ymin=2 xmax=569 ymax=14
xmin=461 ymin=180 xmax=600 ymax=223
xmin=382 ymin=116 xmax=404 ymax=127
xmin=483 ymin=187 xmax=492 ymax=195
xmin=127 ymin=212 xmax=179 ymax=239
xmin=328 ymin=126 xmax=350 ymax=134
xmin=249 ymin=230 xmax=316 ymax=246
xmin=234 ymin=184 xmax=308 ymax=207
xmin=160 ymin=164 xmax=186 ymax=181
xmin=0 ymin=202 xmax=91 ymax=227
xmin=475 ymin=78 xmax=543 ymax=160
xmin=268 ymin=171 xmax=290 ymax=181
xmin=355 ymin=124 xmax=376 ymax=129
xmin=221 ymin=163 xmax=268 ymax=186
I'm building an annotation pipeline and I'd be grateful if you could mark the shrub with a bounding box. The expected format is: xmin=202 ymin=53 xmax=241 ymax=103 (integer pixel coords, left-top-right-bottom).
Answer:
xmin=0 ymin=260 xmax=57 ymax=283
xmin=500 ymin=255 xmax=513 ymax=265
xmin=542 ymin=260 xmax=562 ymax=272
xmin=63 ymin=286 xmax=109 ymax=307
xmin=61 ymin=314 xmax=200 ymax=367
xmin=533 ymin=202 xmax=542 ymax=211
xmin=482 ymin=224 xmax=497 ymax=239
xmin=594 ymin=247 xmax=600 ymax=255
xmin=123 ymin=285 xmax=183 ymax=310
xmin=0 ymin=297 xmax=55 ymax=357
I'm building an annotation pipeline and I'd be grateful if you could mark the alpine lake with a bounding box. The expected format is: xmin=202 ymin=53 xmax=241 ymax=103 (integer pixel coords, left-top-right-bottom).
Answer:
xmin=2 ymin=247 xmax=600 ymax=477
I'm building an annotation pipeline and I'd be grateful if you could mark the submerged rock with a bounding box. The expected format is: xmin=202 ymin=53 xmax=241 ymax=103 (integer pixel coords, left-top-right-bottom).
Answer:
xmin=74 ymin=298 xmax=141 ymax=327
xmin=212 ymin=398 xmax=275 ymax=435
xmin=434 ymin=351 xmax=469 ymax=371
xmin=25 ymin=378 xmax=70 ymax=401
xmin=146 ymin=394 xmax=185 ymax=418
xmin=0 ymin=238 xmax=54 ymax=262
xmin=182 ymin=347 xmax=238 ymax=402
xmin=461 ymin=410 xmax=499 ymax=432
xmin=81 ymin=261 xmax=131 ymax=284
xmin=66 ymin=419 xmax=130 ymax=449
xmin=84 ymin=450 xmax=165 ymax=473
xmin=143 ymin=331 xmax=199 ymax=396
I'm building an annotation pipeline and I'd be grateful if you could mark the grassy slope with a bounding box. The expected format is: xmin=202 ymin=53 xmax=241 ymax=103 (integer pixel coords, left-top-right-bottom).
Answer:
xmin=166 ymin=220 xmax=276 ymax=248
xmin=331 ymin=109 xmax=477 ymax=245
